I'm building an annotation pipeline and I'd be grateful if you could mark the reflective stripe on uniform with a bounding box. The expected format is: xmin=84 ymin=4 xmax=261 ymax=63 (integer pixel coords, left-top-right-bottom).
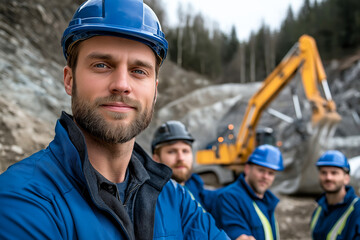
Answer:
xmin=311 ymin=198 xmax=358 ymax=240
xmin=310 ymin=206 xmax=322 ymax=232
xmin=326 ymin=198 xmax=358 ymax=240
xmin=253 ymin=201 xmax=277 ymax=240
xmin=184 ymin=186 xmax=206 ymax=213
xmin=275 ymin=218 xmax=280 ymax=240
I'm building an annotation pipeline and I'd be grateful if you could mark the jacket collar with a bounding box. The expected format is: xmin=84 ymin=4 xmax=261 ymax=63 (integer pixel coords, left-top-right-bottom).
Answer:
xmin=50 ymin=111 xmax=171 ymax=192
xmin=238 ymin=173 xmax=279 ymax=207
xmin=317 ymin=185 xmax=357 ymax=211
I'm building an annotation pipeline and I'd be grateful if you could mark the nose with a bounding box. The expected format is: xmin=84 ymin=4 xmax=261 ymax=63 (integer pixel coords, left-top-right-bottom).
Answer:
xmin=176 ymin=151 xmax=185 ymax=161
xmin=109 ymin=66 xmax=131 ymax=94
xmin=324 ymin=172 xmax=333 ymax=180
xmin=262 ymin=171 xmax=273 ymax=180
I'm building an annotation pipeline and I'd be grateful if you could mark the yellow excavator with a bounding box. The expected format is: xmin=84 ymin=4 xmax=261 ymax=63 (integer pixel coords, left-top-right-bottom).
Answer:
xmin=196 ymin=35 xmax=342 ymax=174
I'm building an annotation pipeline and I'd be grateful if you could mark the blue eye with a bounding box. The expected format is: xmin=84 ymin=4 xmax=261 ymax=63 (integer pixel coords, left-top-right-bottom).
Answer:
xmin=94 ymin=63 xmax=107 ymax=68
xmin=132 ymin=69 xmax=145 ymax=75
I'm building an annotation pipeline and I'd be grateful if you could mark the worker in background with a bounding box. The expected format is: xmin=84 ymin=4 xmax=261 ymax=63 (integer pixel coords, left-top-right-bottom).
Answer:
xmin=212 ymin=144 xmax=284 ymax=240
xmin=0 ymin=0 xmax=229 ymax=239
xmin=152 ymin=120 xmax=217 ymax=212
xmin=310 ymin=150 xmax=360 ymax=240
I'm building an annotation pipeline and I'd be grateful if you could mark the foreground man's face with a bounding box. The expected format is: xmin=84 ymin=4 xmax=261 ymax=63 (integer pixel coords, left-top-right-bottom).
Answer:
xmin=64 ymin=36 xmax=158 ymax=143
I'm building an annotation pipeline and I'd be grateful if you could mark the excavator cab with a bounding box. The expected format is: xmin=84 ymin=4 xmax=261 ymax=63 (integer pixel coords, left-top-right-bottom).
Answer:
xmin=256 ymin=127 xmax=276 ymax=147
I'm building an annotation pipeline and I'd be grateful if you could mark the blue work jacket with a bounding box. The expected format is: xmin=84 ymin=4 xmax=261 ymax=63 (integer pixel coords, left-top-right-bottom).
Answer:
xmin=311 ymin=186 xmax=360 ymax=240
xmin=185 ymin=173 xmax=218 ymax=213
xmin=0 ymin=112 xmax=228 ymax=240
xmin=212 ymin=173 xmax=279 ymax=240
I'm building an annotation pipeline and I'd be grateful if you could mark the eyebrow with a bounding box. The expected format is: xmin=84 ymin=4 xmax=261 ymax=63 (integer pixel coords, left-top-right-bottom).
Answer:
xmin=86 ymin=52 xmax=113 ymax=61
xmin=132 ymin=59 xmax=155 ymax=70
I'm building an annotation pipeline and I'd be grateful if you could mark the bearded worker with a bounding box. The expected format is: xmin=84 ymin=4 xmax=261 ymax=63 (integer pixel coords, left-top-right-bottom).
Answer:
xmin=152 ymin=120 xmax=217 ymax=212
xmin=310 ymin=150 xmax=360 ymax=240
xmin=212 ymin=145 xmax=284 ymax=240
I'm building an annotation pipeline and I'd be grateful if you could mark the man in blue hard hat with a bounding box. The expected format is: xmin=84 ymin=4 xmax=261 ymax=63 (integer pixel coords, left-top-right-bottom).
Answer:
xmin=212 ymin=144 xmax=284 ymax=240
xmin=152 ymin=120 xmax=217 ymax=212
xmin=0 ymin=1 xmax=228 ymax=239
xmin=310 ymin=150 xmax=360 ymax=240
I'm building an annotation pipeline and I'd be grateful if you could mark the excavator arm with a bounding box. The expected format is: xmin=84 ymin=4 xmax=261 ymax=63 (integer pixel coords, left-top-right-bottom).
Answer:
xmin=196 ymin=35 xmax=341 ymax=169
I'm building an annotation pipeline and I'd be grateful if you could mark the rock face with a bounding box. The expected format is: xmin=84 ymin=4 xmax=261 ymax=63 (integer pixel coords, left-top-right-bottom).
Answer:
xmin=0 ymin=0 xmax=76 ymax=168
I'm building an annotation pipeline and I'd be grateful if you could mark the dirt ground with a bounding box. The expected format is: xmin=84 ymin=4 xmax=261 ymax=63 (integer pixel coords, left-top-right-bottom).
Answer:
xmin=276 ymin=194 xmax=318 ymax=240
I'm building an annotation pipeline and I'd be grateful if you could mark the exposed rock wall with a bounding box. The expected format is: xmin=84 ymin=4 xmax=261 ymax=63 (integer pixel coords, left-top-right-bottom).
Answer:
xmin=0 ymin=0 xmax=79 ymax=167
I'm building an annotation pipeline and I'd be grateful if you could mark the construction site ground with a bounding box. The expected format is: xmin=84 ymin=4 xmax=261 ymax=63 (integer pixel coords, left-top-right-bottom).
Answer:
xmin=276 ymin=194 xmax=317 ymax=240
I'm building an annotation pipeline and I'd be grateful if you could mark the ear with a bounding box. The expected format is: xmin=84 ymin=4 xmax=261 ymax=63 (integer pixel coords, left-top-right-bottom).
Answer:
xmin=344 ymin=173 xmax=351 ymax=185
xmin=244 ymin=164 xmax=250 ymax=175
xmin=154 ymin=79 xmax=158 ymax=104
xmin=152 ymin=154 xmax=160 ymax=163
xmin=63 ymin=66 xmax=73 ymax=96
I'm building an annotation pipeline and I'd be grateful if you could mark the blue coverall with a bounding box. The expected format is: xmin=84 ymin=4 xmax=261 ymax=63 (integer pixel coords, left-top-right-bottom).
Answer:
xmin=212 ymin=173 xmax=279 ymax=240
xmin=185 ymin=173 xmax=218 ymax=213
xmin=0 ymin=112 xmax=229 ymax=240
xmin=311 ymin=186 xmax=360 ymax=240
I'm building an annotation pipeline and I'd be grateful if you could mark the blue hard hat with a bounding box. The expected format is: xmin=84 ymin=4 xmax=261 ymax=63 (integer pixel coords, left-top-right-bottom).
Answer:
xmin=152 ymin=121 xmax=194 ymax=154
xmin=247 ymin=144 xmax=284 ymax=171
xmin=61 ymin=0 xmax=168 ymax=64
xmin=316 ymin=150 xmax=350 ymax=173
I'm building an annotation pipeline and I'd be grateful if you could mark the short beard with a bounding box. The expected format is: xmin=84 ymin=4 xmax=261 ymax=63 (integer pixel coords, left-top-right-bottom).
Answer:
xmin=71 ymin=79 xmax=155 ymax=144
xmin=172 ymin=171 xmax=192 ymax=184
xmin=171 ymin=165 xmax=192 ymax=184
xmin=320 ymin=181 xmax=343 ymax=194
xmin=248 ymin=178 xmax=267 ymax=196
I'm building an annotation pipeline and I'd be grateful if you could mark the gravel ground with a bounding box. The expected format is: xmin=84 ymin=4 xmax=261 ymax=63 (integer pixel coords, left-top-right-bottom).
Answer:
xmin=276 ymin=194 xmax=318 ymax=240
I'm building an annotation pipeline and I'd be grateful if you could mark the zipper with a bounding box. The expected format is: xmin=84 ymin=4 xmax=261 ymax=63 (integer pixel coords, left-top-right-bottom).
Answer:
xmin=123 ymin=184 xmax=140 ymax=206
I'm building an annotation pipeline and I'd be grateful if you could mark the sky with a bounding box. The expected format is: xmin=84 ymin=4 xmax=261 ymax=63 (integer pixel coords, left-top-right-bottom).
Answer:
xmin=164 ymin=0 xmax=306 ymax=41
